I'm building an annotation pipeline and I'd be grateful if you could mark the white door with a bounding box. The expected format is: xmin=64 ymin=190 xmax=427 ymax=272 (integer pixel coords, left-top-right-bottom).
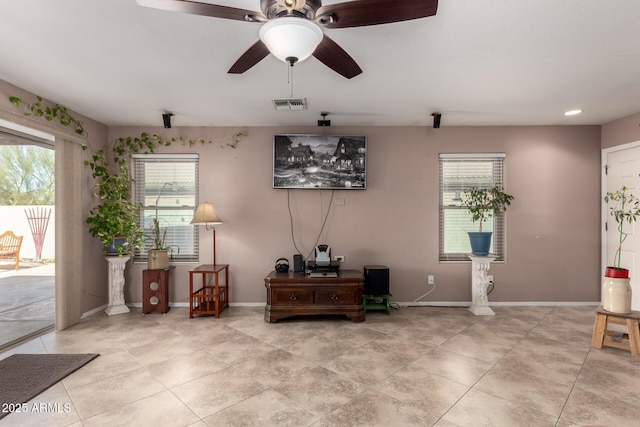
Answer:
xmin=606 ymin=147 xmax=640 ymax=310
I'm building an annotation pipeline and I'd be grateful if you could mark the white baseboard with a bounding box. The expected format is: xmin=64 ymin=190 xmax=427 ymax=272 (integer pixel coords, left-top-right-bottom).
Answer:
xmin=489 ymin=301 xmax=600 ymax=307
xmin=84 ymin=301 xmax=600 ymax=317
xmin=400 ymin=301 xmax=600 ymax=308
xmin=120 ymin=302 xmax=265 ymax=309
xmin=228 ymin=302 xmax=266 ymax=307
xmin=81 ymin=304 xmax=107 ymax=318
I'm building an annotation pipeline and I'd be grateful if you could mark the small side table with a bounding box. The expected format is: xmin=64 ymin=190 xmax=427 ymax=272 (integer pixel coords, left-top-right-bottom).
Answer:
xmin=189 ymin=264 xmax=229 ymax=318
xmin=142 ymin=266 xmax=174 ymax=314
xmin=363 ymin=295 xmax=391 ymax=314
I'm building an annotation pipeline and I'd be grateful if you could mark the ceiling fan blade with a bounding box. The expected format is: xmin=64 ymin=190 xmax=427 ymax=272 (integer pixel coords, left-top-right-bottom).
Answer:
xmin=316 ymin=0 xmax=438 ymax=29
xmin=137 ymin=0 xmax=266 ymax=22
xmin=312 ymin=35 xmax=362 ymax=79
xmin=228 ymin=40 xmax=271 ymax=74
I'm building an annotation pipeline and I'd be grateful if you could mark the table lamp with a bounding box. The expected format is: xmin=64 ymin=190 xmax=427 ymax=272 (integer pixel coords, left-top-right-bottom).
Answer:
xmin=190 ymin=201 xmax=223 ymax=265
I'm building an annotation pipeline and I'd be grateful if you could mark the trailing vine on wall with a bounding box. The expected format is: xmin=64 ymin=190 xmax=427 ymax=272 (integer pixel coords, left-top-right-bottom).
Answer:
xmin=111 ymin=130 xmax=249 ymax=156
xmin=10 ymin=96 xmax=86 ymax=136
xmin=8 ymin=95 xmax=248 ymax=150
xmin=8 ymin=94 xmax=249 ymax=254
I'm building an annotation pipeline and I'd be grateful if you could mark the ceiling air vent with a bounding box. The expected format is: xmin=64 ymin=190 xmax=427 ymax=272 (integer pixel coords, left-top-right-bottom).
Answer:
xmin=272 ymin=98 xmax=307 ymax=111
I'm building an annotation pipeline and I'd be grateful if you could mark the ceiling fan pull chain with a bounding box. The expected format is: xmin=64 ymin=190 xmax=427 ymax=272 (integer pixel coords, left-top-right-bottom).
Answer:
xmin=287 ymin=56 xmax=297 ymax=98
xmin=290 ymin=64 xmax=294 ymax=97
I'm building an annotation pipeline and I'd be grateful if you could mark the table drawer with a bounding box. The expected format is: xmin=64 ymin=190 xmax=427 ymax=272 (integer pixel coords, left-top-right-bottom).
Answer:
xmin=272 ymin=288 xmax=314 ymax=305
xmin=315 ymin=288 xmax=358 ymax=305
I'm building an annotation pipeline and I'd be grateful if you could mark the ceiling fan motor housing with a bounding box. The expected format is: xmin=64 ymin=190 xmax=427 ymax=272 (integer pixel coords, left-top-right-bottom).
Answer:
xmin=262 ymin=0 xmax=320 ymax=19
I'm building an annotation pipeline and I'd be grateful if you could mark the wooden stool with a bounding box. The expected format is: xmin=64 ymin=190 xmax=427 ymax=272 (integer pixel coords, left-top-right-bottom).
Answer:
xmin=591 ymin=306 xmax=640 ymax=356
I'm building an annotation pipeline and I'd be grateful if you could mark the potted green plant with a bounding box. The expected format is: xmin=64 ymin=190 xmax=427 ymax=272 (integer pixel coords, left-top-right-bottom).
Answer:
xmin=85 ymin=148 xmax=144 ymax=255
xmin=604 ymin=186 xmax=640 ymax=278
xmin=146 ymin=217 xmax=179 ymax=269
xmin=602 ymin=186 xmax=640 ymax=313
xmin=461 ymin=184 xmax=514 ymax=256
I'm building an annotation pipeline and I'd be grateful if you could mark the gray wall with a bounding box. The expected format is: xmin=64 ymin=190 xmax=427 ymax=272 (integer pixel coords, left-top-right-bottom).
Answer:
xmin=113 ymin=124 xmax=602 ymax=305
xmin=0 ymin=79 xmax=610 ymax=312
xmin=602 ymin=112 xmax=640 ymax=149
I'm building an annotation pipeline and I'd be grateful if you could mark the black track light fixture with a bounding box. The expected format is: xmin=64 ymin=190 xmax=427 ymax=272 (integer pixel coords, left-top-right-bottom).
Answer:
xmin=318 ymin=111 xmax=331 ymax=127
xmin=431 ymin=112 xmax=442 ymax=129
xmin=162 ymin=113 xmax=173 ymax=128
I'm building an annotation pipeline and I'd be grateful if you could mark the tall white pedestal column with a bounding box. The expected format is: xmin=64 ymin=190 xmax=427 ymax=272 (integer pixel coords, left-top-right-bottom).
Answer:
xmin=105 ymin=256 xmax=131 ymax=316
xmin=468 ymin=255 xmax=496 ymax=315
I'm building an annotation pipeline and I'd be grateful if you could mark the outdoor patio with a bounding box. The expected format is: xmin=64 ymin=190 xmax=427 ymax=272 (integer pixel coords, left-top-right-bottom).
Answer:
xmin=0 ymin=262 xmax=54 ymax=350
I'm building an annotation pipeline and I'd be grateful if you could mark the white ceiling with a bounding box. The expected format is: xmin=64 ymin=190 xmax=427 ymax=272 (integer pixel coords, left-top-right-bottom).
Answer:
xmin=1 ymin=0 xmax=639 ymax=128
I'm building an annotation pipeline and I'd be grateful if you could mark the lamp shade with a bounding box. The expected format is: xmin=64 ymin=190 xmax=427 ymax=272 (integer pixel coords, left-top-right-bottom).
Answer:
xmin=190 ymin=202 xmax=222 ymax=225
xmin=259 ymin=17 xmax=323 ymax=63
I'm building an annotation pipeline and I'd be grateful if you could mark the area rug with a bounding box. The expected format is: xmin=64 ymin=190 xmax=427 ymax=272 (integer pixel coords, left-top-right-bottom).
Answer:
xmin=0 ymin=353 xmax=98 ymax=419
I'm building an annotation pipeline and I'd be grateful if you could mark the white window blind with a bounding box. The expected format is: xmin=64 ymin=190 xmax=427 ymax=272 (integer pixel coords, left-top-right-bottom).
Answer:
xmin=439 ymin=154 xmax=507 ymax=262
xmin=133 ymin=154 xmax=199 ymax=262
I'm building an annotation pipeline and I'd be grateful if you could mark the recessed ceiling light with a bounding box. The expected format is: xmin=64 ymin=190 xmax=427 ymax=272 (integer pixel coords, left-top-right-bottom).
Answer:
xmin=564 ymin=109 xmax=583 ymax=116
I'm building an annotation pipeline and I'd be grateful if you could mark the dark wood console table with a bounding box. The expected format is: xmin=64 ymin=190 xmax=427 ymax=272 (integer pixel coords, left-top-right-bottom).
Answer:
xmin=264 ymin=270 xmax=365 ymax=323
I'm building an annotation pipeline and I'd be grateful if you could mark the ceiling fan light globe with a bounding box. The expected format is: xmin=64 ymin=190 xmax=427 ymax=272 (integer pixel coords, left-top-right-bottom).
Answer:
xmin=259 ymin=17 xmax=323 ymax=63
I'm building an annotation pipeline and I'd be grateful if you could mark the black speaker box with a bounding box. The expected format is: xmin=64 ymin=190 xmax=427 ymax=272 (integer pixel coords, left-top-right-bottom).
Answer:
xmin=293 ymin=254 xmax=304 ymax=272
xmin=364 ymin=265 xmax=389 ymax=295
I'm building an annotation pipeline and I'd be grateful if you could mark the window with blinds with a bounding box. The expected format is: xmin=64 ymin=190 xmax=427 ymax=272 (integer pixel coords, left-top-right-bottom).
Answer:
xmin=133 ymin=154 xmax=199 ymax=262
xmin=439 ymin=154 xmax=507 ymax=262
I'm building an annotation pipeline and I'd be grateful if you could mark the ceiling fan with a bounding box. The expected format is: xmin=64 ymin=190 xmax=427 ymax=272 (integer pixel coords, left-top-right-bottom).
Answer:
xmin=137 ymin=0 xmax=439 ymax=79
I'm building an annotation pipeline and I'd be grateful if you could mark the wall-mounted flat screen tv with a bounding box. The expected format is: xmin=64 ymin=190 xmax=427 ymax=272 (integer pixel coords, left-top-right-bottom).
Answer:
xmin=273 ymin=134 xmax=366 ymax=189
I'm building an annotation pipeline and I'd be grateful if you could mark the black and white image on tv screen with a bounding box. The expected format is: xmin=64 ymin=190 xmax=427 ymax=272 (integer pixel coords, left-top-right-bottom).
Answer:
xmin=273 ymin=135 xmax=366 ymax=189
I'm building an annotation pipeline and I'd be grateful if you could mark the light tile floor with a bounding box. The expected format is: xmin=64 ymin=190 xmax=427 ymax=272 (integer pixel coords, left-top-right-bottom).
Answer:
xmin=0 ymin=263 xmax=54 ymax=350
xmin=1 ymin=305 xmax=639 ymax=426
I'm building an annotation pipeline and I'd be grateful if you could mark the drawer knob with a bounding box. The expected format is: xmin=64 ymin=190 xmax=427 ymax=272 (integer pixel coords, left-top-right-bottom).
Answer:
xmin=331 ymin=294 xmax=339 ymax=301
xmin=289 ymin=294 xmax=297 ymax=301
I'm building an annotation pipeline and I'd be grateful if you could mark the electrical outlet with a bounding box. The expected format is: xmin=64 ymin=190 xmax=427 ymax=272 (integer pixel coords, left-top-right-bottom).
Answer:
xmin=335 ymin=255 xmax=345 ymax=262
xmin=428 ymin=275 xmax=434 ymax=285
xmin=488 ymin=275 xmax=494 ymax=283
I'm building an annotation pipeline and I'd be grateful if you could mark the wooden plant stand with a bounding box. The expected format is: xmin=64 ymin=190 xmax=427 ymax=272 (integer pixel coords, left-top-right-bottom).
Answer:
xmin=591 ymin=306 xmax=640 ymax=357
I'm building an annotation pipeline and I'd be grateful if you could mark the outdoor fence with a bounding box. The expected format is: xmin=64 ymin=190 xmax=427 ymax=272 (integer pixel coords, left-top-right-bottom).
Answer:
xmin=0 ymin=205 xmax=55 ymax=260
